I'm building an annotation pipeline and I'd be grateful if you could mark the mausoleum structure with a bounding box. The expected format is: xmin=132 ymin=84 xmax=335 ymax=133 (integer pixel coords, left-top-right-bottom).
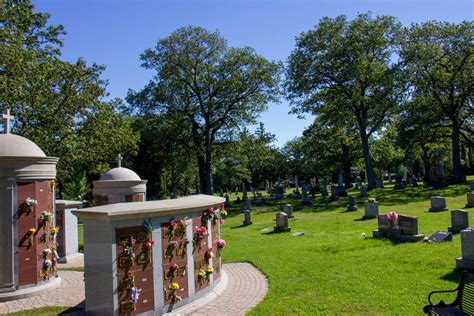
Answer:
xmin=55 ymin=199 xmax=82 ymax=262
xmin=0 ymin=110 xmax=60 ymax=301
xmin=73 ymin=194 xmax=226 ymax=315
xmin=93 ymin=154 xmax=147 ymax=206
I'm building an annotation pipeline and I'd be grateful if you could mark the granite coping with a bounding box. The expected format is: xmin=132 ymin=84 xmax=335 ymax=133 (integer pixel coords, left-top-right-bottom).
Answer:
xmin=56 ymin=200 xmax=83 ymax=208
xmin=72 ymin=194 xmax=226 ymax=221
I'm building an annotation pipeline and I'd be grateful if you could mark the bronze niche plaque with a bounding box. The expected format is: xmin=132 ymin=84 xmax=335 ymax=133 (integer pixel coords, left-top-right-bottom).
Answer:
xmin=177 ymin=266 xmax=187 ymax=277
xmin=120 ymin=300 xmax=135 ymax=313
xmin=119 ymin=256 xmax=133 ymax=269
xmin=137 ymin=252 xmax=149 ymax=265
xmin=137 ymin=231 xmax=148 ymax=243
xmin=174 ymin=224 xmax=186 ymax=239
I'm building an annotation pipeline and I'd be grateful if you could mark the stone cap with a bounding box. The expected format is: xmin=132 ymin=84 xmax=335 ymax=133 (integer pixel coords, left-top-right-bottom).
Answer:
xmin=0 ymin=134 xmax=46 ymax=157
xmin=72 ymin=194 xmax=225 ymax=221
xmin=56 ymin=200 xmax=83 ymax=209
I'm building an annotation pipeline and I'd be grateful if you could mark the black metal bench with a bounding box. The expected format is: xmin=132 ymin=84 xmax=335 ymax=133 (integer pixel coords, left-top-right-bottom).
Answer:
xmin=423 ymin=271 xmax=474 ymax=315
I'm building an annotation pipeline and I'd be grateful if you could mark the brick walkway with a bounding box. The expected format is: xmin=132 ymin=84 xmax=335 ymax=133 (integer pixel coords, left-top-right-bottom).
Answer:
xmin=0 ymin=262 xmax=267 ymax=315
xmin=188 ymin=262 xmax=268 ymax=316
xmin=0 ymin=271 xmax=85 ymax=314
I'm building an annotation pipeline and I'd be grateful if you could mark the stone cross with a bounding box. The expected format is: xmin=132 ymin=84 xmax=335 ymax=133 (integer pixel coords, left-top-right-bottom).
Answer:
xmin=2 ymin=109 xmax=14 ymax=134
xmin=116 ymin=154 xmax=123 ymax=168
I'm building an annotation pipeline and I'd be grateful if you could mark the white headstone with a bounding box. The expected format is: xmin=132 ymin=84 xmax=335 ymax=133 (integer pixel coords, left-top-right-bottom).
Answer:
xmin=283 ymin=204 xmax=293 ymax=218
xmin=364 ymin=200 xmax=379 ymax=218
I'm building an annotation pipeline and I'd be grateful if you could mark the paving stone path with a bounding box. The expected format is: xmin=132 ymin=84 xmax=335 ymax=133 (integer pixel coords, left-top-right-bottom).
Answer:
xmin=0 ymin=262 xmax=267 ymax=315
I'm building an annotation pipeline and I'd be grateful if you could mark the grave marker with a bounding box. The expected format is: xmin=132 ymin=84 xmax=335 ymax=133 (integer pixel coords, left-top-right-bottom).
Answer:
xmin=347 ymin=196 xmax=357 ymax=211
xmin=448 ymin=209 xmax=469 ymax=233
xmin=364 ymin=199 xmax=379 ymax=218
xmin=429 ymin=196 xmax=448 ymax=212
xmin=274 ymin=212 xmax=291 ymax=233
xmin=283 ymin=204 xmax=294 ymax=218
xmin=243 ymin=210 xmax=252 ymax=226
xmin=456 ymin=228 xmax=474 ymax=270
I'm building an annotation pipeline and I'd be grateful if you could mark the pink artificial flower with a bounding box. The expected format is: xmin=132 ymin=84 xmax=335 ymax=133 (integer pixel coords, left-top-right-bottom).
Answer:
xmin=386 ymin=211 xmax=398 ymax=221
xmin=169 ymin=220 xmax=178 ymax=228
xmin=145 ymin=239 xmax=156 ymax=248
xmin=220 ymin=203 xmax=225 ymax=210
xmin=217 ymin=239 xmax=226 ymax=248
xmin=170 ymin=263 xmax=178 ymax=271
xmin=197 ymin=227 xmax=207 ymax=234
xmin=208 ymin=207 xmax=214 ymax=214
xmin=131 ymin=237 xmax=137 ymax=246
xmin=220 ymin=218 xmax=225 ymax=225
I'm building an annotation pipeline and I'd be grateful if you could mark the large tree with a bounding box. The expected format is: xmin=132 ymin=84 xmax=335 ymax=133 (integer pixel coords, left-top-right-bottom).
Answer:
xmin=1 ymin=0 xmax=139 ymax=186
xmin=399 ymin=21 xmax=473 ymax=183
xmin=127 ymin=26 xmax=281 ymax=194
xmin=286 ymin=13 xmax=404 ymax=189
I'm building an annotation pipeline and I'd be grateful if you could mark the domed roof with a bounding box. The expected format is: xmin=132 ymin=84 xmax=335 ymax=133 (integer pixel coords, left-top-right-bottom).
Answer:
xmin=0 ymin=134 xmax=46 ymax=157
xmin=99 ymin=167 xmax=142 ymax=181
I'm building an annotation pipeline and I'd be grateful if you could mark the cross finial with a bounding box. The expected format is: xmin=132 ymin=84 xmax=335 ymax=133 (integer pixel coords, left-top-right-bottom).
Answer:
xmin=2 ymin=109 xmax=14 ymax=134
xmin=116 ymin=153 xmax=123 ymax=168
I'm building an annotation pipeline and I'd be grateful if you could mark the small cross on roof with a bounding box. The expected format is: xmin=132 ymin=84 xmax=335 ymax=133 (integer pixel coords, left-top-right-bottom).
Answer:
xmin=2 ymin=109 xmax=14 ymax=134
xmin=116 ymin=153 xmax=123 ymax=168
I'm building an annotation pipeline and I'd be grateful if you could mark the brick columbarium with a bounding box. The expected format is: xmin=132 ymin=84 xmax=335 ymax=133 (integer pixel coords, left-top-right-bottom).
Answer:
xmin=429 ymin=196 xmax=448 ymax=212
xmin=456 ymin=228 xmax=474 ymax=271
xmin=93 ymin=154 xmax=147 ymax=206
xmin=364 ymin=198 xmax=379 ymax=218
xmin=448 ymin=209 xmax=469 ymax=234
xmin=0 ymin=109 xmax=61 ymax=301
xmin=73 ymin=195 xmax=226 ymax=314
xmin=55 ymin=200 xmax=82 ymax=263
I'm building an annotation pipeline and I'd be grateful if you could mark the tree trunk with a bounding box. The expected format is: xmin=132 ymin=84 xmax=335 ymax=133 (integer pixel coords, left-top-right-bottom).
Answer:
xmin=451 ymin=123 xmax=463 ymax=183
xmin=341 ymin=143 xmax=352 ymax=189
xmin=359 ymin=129 xmax=376 ymax=189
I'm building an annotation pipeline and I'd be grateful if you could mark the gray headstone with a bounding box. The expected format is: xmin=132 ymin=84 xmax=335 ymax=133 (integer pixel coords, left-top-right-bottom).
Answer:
xmin=224 ymin=193 xmax=230 ymax=207
xmin=364 ymin=200 xmax=378 ymax=218
xmin=360 ymin=185 xmax=367 ymax=197
xmin=428 ymin=231 xmax=452 ymax=242
xmin=283 ymin=204 xmax=293 ymax=218
xmin=461 ymin=228 xmax=474 ymax=261
xmin=466 ymin=193 xmax=474 ymax=207
xmin=321 ymin=181 xmax=328 ymax=196
xmin=470 ymin=181 xmax=474 ymax=191
xmin=274 ymin=212 xmax=291 ymax=233
xmin=290 ymin=232 xmax=304 ymax=237
xmin=330 ymin=184 xmax=339 ymax=201
xmin=398 ymin=215 xmax=418 ymax=235
xmin=429 ymin=196 xmax=448 ymax=212
xmin=448 ymin=209 xmax=469 ymax=233
xmin=243 ymin=210 xmax=252 ymax=226
xmin=347 ymin=196 xmax=357 ymax=211
xmin=246 ymin=199 xmax=252 ymax=210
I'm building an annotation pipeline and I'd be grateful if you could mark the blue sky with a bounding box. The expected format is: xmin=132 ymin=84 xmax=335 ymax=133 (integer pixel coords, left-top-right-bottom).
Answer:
xmin=32 ymin=0 xmax=473 ymax=147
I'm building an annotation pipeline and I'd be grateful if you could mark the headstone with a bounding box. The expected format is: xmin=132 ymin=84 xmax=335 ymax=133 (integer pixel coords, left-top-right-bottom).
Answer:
xmin=246 ymin=199 xmax=252 ymax=210
xmin=448 ymin=210 xmax=469 ymax=233
xmin=364 ymin=199 xmax=379 ymax=218
xmin=243 ymin=210 xmax=252 ymax=226
xmin=274 ymin=212 xmax=291 ymax=233
xmin=337 ymin=172 xmax=347 ymax=196
xmin=429 ymin=196 xmax=448 ymax=212
xmin=466 ymin=193 xmax=474 ymax=208
xmin=347 ymin=195 xmax=357 ymax=211
xmin=294 ymin=176 xmax=300 ymax=194
xmin=242 ymin=184 xmax=248 ymax=201
xmin=224 ymin=192 xmax=230 ymax=207
xmin=283 ymin=204 xmax=294 ymax=218
xmin=321 ymin=180 xmax=328 ymax=196
xmin=329 ymin=184 xmax=339 ymax=202
xmin=456 ymin=228 xmax=474 ymax=270
xmin=360 ymin=185 xmax=368 ymax=198
xmin=274 ymin=181 xmax=284 ymax=200
xmin=301 ymin=184 xmax=312 ymax=206
xmin=470 ymin=181 xmax=474 ymax=191
xmin=373 ymin=214 xmax=425 ymax=242
xmin=427 ymin=231 xmax=453 ymax=242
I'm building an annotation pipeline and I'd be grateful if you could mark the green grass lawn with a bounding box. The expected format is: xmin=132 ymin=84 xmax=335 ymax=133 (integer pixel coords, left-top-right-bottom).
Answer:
xmin=221 ymin=177 xmax=473 ymax=315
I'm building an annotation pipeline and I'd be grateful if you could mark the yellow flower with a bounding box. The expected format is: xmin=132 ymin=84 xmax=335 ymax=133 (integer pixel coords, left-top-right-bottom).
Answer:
xmin=199 ymin=270 xmax=206 ymax=278
xmin=221 ymin=209 xmax=228 ymax=216
xmin=170 ymin=282 xmax=180 ymax=290
xmin=50 ymin=227 xmax=60 ymax=234
xmin=29 ymin=228 xmax=36 ymax=235
xmin=206 ymin=266 xmax=214 ymax=274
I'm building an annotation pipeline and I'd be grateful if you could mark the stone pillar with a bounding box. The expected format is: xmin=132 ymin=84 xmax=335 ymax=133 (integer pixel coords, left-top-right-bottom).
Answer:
xmin=0 ymin=179 xmax=15 ymax=292
xmin=55 ymin=200 xmax=82 ymax=262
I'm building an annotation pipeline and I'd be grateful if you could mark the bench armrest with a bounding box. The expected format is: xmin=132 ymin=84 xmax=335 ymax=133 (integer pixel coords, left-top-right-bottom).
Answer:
xmin=427 ymin=288 xmax=458 ymax=306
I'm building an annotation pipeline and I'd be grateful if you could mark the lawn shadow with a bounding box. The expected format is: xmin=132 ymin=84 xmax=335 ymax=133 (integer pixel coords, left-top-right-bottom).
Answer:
xmin=354 ymin=217 xmax=376 ymax=221
xmin=440 ymin=269 xmax=462 ymax=284
xmin=230 ymin=224 xmax=247 ymax=229
xmin=61 ymin=301 xmax=85 ymax=315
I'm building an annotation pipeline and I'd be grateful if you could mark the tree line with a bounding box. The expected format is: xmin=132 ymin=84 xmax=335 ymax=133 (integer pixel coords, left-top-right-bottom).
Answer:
xmin=1 ymin=1 xmax=472 ymax=200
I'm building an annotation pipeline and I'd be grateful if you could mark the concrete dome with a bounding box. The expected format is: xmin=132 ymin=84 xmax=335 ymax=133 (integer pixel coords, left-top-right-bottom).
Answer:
xmin=0 ymin=134 xmax=46 ymax=157
xmin=99 ymin=167 xmax=141 ymax=181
